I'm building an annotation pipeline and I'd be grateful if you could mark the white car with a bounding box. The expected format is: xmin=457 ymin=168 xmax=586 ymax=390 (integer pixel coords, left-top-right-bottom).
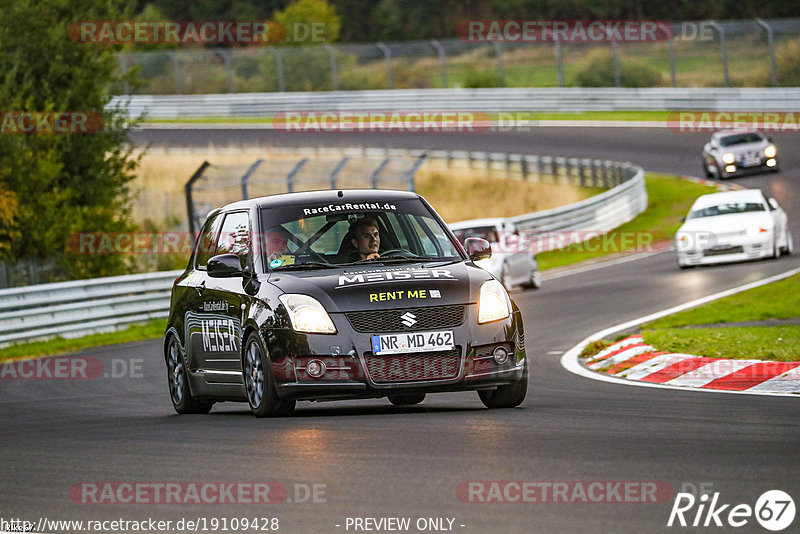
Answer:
xmin=450 ymin=217 xmax=541 ymax=290
xmin=702 ymin=130 xmax=779 ymax=179
xmin=676 ymin=189 xmax=792 ymax=268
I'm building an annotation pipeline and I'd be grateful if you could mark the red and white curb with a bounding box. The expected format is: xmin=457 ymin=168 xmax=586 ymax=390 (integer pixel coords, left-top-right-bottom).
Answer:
xmin=561 ymin=267 xmax=800 ymax=398
xmin=585 ymin=335 xmax=800 ymax=394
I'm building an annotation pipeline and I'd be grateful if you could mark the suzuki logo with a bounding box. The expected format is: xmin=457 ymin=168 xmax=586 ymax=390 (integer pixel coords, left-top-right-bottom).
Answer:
xmin=400 ymin=312 xmax=418 ymax=327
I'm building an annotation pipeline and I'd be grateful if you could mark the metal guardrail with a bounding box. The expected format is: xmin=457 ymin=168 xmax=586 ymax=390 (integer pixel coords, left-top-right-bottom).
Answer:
xmin=113 ymin=87 xmax=800 ymax=119
xmin=0 ymin=150 xmax=644 ymax=347
xmin=0 ymin=271 xmax=181 ymax=347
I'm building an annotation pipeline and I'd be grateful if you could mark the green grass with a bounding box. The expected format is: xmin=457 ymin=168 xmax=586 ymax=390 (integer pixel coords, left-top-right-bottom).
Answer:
xmin=537 ymin=174 xmax=717 ymax=271
xmin=644 ymin=274 xmax=800 ymax=329
xmin=637 ymin=273 xmax=800 ymax=362
xmin=642 ymin=326 xmax=800 ymax=362
xmin=0 ymin=318 xmax=166 ymax=362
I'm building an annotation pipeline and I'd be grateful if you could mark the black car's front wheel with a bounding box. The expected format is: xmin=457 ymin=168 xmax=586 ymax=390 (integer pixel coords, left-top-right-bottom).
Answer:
xmin=243 ymin=333 xmax=295 ymax=417
xmin=478 ymin=358 xmax=528 ymax=409
xmin=166 ymin=336 xmax=212 ymax=414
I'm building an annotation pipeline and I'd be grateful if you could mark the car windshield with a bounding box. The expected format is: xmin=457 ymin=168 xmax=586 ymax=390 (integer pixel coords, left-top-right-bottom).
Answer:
xmin=687 ymin=201 xmax=766 ymax=219
xmin=259 ymin=198 xmax=463 ymax=270
xmin=719 ymin=133 xmax=763 ymax=147
xmin=452 ymin=226 xmax=499 ymax=244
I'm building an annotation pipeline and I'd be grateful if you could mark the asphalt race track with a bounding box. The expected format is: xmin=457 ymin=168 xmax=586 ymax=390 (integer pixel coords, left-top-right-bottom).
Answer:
xmin=2 ymin=126 xmax=799 ymax=533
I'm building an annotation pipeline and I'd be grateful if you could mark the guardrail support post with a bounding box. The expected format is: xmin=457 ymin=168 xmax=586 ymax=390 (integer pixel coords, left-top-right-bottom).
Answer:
xmin=521 ymin=157 xmax=529 ymax=180
xmin=286 ymin=158 xmax=308 ymax=193
xmin=185 ymin=161 xmax=211 ymax=240
xmin=376 ymin=43 xmax=393 ymax=89
xmin=328 ymin=156 xmax=350 ymax=189
xmin=240 ymin=159 xmax=264 ymax=199
xmin=756 ymin=18 xmax=778 ymax=87
xmin=429 ymin=39 xmax=448 ymax=88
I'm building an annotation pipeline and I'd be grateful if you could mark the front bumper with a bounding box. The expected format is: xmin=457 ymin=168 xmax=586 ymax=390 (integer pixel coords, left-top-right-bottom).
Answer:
xmin=264 ymin=305 xmax=527 ymax=401
xmin=677 ymin=233 xmax=773 ymax=266
xmin=715 ymin=157 xmax=778 ymax=178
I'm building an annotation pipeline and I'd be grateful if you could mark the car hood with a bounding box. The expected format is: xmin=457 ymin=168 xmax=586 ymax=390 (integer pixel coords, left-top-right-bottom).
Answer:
xmin=720 ymin=142 xmax=768 ymax=156
xmin=678 ymin=212 xmax=773 ymax=234
xmin=265 ymin=261 xmax=491 ymax=312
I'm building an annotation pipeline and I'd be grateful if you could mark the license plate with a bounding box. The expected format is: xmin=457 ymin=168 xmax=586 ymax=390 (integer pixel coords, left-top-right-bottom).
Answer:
xmin=740 ymin=158 xmax=760 ymax=167
xmin=371 ymin=330 xmax=454 ymax=355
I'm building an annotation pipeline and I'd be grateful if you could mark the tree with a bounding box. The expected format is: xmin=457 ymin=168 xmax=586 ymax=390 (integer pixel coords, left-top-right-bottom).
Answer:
xmin=0 ymin=0 xmax=140 ymax=280
xmin=274 ymin=0 xmax=341 ymax=45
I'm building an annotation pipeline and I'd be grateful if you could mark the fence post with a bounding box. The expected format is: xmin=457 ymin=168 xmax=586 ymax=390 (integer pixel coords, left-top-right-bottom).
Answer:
xmin=286 ymin=159 xmax=308 ymax=193
xmin=606 ymin=28 xmax=622 ymax=87
xmin=406 ymin=153 xmax=427 ymax=192
xmin=429 ymin=39 xmax=448 ymax=88
xmin=323 ymin=45 xmax=339 ymax=90
xmin=493 ymin=41 xmax=505 ymax=85
xmin=554 ymin=38 xmax=564 ymax=87
xmin=168 ymin=51 xmax=183 ymax=94
xmin=665 ymin=23 xmax=678 ymax=88
xmin=756 ymin=18 xmax=778 ymax=87
xmin=376 ymin=43 xmax=393 ymax=89
xmin=240 ymin=159 xmax=264 ymax=199
xmin=118 ymin=54 xmax=131 ymax=95
xmin=185 ymin=161 xmax=211 ymax=240
xmin=215 ymin=49 xmax=234 ymax=93
xmin=271 ymin=48 xmax=286 ymax=92
xmin=370 ymin=158 xmax=391 ymax=188
xmin=328 ymin=156 xmax=350 ymax=189
xmin=709 ymin=21 xmax=730 ymax=87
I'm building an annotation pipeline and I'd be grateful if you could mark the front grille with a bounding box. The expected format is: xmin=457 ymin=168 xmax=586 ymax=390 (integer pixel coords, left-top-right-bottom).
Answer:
xmin=346 ymin=305 xmax=465 ymax=333
xmin=703 ymin=246 xmax=744 ymax=257
xmin=364 ymin=347 xmax=461 ymax=382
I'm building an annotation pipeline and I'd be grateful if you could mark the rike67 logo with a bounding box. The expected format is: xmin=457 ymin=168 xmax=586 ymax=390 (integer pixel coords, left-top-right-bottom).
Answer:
xmin=668 ymin=489 xmax=795 ymax=531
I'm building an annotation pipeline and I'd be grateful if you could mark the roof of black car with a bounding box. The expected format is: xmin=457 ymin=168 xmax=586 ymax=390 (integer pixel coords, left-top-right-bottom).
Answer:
xmin=220 ymin=189 xmax=422 ymax=211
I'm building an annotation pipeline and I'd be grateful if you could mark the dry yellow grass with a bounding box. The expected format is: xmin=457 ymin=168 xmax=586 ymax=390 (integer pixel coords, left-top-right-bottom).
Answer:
xmin=132 ymin=147 xmax=595 ymax=228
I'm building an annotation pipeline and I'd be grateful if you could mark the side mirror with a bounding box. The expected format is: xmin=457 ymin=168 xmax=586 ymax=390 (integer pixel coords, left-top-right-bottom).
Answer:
xmin=768 ymin=198 xmax=779 ymax=211
xmin=680 ymin=216 xmax=686 ymax=222
xmin=465 ymin=237 xmax=492 ymax=261
xmin=207 ymin=253 xmax=243 ymax=277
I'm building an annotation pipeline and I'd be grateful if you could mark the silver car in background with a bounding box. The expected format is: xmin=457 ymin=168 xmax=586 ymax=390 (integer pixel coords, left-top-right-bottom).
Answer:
xmin=450 ymin=217 xmax=541 ymax=290
xmin=702 ymin=130 xmax=778 ymax=179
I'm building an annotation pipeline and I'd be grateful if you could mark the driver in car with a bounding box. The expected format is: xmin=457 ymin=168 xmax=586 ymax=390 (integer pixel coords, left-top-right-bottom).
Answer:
xmin=350 ymin=217 xmax=381 ymax=260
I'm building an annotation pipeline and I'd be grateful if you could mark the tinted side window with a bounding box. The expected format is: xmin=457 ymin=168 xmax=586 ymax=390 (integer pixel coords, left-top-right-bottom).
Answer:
xmin=194 ymin=213 xmax=221 ymax=269
xmin=215 ymin=211 xmax=251 ymax=266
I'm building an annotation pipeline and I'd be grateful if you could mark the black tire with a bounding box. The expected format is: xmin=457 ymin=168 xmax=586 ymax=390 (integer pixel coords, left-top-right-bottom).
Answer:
xmin=243 ymin=332 xmax=295 ymax=417
xmin=478 ymin=358 xmax=528 ymax=409
xmin=499 ymin=262 xmax=511 ymax=290
xmin=784 ymin=230 xmax=793 ymax=255
xmin=523 ymin=268 xmax=542 ymax=290
xmin=166 ymin=336 xmax=213 ymax=414
xmin=703 ymin=159 xmax=712 ymax=178
xmin=387 ymin=393 xmax=426 ymax=406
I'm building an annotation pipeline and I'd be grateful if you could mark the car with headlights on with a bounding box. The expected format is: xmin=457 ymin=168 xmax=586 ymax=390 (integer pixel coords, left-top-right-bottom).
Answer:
xmin=702 ymin=130 xmax=778 ymax=179
xmin=449 ymin=218 xmax=541 ymax=291
xmin=164 ymin=189 xmax=528 ymax=416
xmin=675 ymin=189 xmax=792 ymax=268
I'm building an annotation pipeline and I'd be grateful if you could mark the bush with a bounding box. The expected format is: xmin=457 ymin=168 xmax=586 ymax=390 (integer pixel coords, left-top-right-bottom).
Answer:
xmin=575 ymin=49 xmax=663 ymax=88
xmin=749 ymin=38 xmax=800 ymax=87
xmin=461 ymin=68 xmax=504 ymax=88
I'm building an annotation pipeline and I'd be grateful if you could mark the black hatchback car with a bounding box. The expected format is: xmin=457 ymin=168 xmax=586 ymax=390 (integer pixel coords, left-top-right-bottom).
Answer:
xmin=164 ymin=189 xmax=528 ymax=416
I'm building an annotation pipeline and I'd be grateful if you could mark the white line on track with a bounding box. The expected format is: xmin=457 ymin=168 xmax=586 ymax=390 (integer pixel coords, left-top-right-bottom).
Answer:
xmin=560 ymin=267 xmax=800 ymax=398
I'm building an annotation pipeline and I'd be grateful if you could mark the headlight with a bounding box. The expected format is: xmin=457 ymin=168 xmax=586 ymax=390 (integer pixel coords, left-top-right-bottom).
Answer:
xmin=721 ymin=152 xmax=735 ymax=164
xmin=764 ymin=145 xmax=777 ymax=158
xmin=478 ymin=279 xmax=511 ymax=324
xmin=745 ymin=226 xmax=768 ymax=237
xmin=278 ymin=294 xmax=336 ymax=334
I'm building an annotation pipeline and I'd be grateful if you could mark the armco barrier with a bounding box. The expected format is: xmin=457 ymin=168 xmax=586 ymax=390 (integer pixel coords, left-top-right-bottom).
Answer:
xmin=0 ymin=150 xmax=644 ymax=347
xmin=0 ymin=270 xmax=181 ymax=347
xmin=112 ymin=88 xmax=800 ymax=119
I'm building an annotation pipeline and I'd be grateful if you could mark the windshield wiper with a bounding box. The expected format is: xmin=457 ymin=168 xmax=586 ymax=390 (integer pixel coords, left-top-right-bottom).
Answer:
xmin=272 ymin=261 xmax=336 ymax=271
